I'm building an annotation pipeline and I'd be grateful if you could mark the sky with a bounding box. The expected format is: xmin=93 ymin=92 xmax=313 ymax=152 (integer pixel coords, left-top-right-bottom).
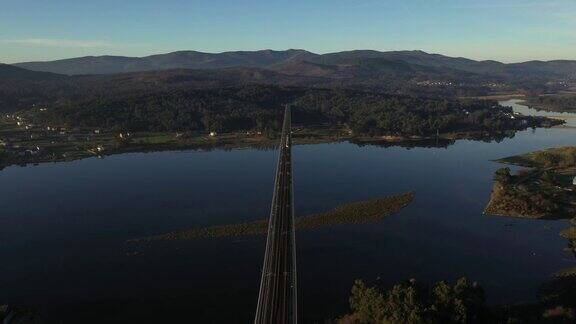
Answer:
xmin=1 ymin=0 xmax=575 ymax=64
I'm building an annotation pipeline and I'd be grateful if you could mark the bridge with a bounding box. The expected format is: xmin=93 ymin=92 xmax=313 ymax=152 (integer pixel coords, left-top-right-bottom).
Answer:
xmin=254 ymin=105 xmax=298 ymax=324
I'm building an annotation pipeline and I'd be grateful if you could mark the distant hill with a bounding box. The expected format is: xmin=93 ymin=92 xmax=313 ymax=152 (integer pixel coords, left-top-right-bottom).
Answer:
xmin=309 ymin=50 xmax=507 ymax=75
xmin=273 ymin=56 xmax=481 ymax=81
xmin=0 ymin=63 xmax=65 ymax=80
xmin=12 ymin=49 xmax=576 ymax=81
xmin=506 ymin=60 xmax=576 ymax=79
xmin=13 ymin=49 xmax=317 ymax=75
xmin=305 ymin=50 xmax=576 ymax=79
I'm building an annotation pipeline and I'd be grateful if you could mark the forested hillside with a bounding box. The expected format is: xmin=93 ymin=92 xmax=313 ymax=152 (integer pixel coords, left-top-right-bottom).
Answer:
xmin=28 ymin=85 xmax=552 ymax=136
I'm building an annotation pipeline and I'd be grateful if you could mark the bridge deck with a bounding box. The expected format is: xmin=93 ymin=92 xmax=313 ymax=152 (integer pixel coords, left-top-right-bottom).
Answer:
xmin=254 ymin=106 xmax=297 ymax=324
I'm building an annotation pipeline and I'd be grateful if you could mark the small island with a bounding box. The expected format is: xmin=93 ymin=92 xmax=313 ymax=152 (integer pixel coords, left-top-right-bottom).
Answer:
xmin=130 ymin=192 xmax=414 ymax=242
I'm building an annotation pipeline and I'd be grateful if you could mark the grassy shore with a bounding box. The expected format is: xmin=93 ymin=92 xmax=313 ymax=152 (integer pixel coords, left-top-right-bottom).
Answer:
xmin=560 ymin=227 xmax=576 ymax=240
xmin=484 ymin=148 xmax=576 ymax=219
xmin=460 ymin=93 xmax=525 ymax=100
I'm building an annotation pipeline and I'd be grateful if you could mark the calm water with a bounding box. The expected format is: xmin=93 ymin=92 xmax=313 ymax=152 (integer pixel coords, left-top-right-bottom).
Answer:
xmin=1 ymin=100 xmax=575 ymax=323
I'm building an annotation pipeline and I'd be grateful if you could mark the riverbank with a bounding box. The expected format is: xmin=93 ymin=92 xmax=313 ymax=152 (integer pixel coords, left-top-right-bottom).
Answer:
xmin=0 ymin=123 xmax=351 ymax=170
xmin=484 ymin=147 xmax=576 ymax=219
xmin=0 ymin=114 xmax=563 ymax=170
xmin=519 ymin=94 xmax=576 ymax=113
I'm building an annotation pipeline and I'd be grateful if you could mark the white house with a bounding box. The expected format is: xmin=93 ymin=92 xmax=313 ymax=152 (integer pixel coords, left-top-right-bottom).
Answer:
xmin=573 ymin=176 xmax=576 ymax=186
xmin=209 ymin=131 xmax=217 ymax=137
xmin=118 ymin=132 xmax=132 ymax=139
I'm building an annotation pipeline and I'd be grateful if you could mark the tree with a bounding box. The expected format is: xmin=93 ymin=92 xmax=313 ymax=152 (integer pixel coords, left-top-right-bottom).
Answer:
xmin=494 ymin=168 xmax=512 ymax=185
xmin=342 ymin=278 xmax=487 ymax=324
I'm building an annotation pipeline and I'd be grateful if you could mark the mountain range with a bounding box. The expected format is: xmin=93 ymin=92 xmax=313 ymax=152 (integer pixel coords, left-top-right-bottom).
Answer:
xmin=11 ymin=49 xmax=576 ymax=80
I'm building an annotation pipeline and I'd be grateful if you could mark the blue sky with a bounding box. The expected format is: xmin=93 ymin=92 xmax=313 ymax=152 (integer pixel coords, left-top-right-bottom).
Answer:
xmin=1 ymin=0 xmax=575 ymax=63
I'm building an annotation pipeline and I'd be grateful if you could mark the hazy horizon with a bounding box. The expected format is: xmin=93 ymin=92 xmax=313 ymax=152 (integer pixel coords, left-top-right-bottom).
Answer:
xmin=2 ymin=0 xmax=576 ymax=64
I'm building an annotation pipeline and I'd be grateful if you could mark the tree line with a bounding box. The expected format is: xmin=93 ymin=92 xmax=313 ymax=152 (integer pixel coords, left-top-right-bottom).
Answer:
xmin=18 ymin=84 xmax=545 ymax=136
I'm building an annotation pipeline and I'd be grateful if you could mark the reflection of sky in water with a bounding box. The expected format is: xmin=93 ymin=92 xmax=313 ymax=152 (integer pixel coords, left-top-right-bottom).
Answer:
xmin=0 ymin=100 xmax=574 ymax=322
xmin=502 ymin=98 xmax=576 ymax=127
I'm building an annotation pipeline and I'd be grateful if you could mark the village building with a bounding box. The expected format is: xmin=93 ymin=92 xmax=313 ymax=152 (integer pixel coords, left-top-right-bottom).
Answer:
xmin=25 ymin=148 xmax=40 ymax=156
xmin=209 ymin=131 xmax=217 ymax=137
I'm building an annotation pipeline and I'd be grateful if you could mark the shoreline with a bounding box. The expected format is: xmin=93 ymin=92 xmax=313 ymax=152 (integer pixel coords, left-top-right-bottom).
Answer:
xmin=461 ymin=93 xmax=525 ymax=100
xmin=0 ymin=128 xmax=545 ymax=171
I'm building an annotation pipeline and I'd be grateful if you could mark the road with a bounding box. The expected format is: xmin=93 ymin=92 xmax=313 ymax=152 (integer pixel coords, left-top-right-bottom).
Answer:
xmin=254 ymin=105 xmax=297 ymax=324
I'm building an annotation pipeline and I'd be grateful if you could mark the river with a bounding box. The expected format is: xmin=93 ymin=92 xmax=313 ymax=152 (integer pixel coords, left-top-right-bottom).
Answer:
xmin=0 ymin=99 xmax=575 ymax=323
